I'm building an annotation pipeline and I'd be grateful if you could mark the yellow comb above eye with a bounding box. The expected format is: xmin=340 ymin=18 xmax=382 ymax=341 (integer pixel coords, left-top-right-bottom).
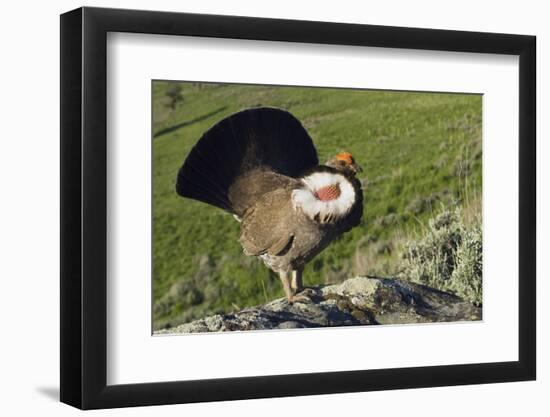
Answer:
xmin=336 ymin=152 xmax=354 ymax=165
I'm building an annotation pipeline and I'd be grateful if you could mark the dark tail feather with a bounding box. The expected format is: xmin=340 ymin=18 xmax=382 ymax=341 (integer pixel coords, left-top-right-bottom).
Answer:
xmin=176 ymin=107 xmax=319 ymax=212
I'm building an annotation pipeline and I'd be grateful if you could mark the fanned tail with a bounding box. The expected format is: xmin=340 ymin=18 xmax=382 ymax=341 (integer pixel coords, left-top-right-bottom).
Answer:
xmin=176 ymin=107 xmax=318 ymax=213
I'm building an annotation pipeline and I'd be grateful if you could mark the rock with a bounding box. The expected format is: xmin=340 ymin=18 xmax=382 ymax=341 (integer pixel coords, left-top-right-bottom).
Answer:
xmin=154 ymin=276 xmax=481 ymax=334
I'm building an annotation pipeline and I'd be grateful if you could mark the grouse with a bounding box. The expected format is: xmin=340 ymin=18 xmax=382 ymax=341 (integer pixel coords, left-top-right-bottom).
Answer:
xmin=176 ymin=107 xmax=363 ymax=303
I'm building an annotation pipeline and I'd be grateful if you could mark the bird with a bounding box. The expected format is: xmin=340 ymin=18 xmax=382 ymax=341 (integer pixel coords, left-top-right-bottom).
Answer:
xmin=176 ymin=107 xmax=363 ymax=303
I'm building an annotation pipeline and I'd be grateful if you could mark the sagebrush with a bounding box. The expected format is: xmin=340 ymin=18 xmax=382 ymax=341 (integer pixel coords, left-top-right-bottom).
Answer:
xmin=398 ymin=207 xmax=482 ymax=306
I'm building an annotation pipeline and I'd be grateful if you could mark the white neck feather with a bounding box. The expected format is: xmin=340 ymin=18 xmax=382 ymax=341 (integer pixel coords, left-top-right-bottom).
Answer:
xmin=291 ymin=172 xmax=356 ymax=223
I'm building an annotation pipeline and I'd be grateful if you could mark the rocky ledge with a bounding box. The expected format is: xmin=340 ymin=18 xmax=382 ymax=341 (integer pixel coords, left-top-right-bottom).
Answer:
xmin=155 ymin=276 xmax=481 ymax=334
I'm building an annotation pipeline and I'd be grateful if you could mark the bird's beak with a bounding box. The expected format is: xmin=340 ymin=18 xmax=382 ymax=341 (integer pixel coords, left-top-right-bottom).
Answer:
xmin=351 ymin=163 xmax=363 ymax=173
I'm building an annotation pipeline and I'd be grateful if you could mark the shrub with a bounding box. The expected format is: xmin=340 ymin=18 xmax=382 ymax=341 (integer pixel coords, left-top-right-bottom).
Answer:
xmin=165 ymin=84 xmax=184 ymax=110
xmin=399 ymin=206 xmax=482 ymax=305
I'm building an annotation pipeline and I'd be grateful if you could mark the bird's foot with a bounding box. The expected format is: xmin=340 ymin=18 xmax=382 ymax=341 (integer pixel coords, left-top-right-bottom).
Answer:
xmin=288 ymin=288 xmax=317 ymax=304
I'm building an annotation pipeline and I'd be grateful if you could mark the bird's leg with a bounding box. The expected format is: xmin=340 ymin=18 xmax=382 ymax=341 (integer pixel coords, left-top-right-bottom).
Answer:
xmin=289 ymin=267 xmax=314 ymax=303
xmin=279 ymin=269 xmax=314 ymax=304
xmin=278 ymin=271 xmax=294 ymax=302
xmin=291 ymin=267 xmax=304 ymax=293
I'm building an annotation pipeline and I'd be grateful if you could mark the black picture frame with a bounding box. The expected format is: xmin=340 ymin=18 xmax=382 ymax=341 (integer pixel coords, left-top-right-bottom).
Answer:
xmin=60 ymin=6 xmax=536 ymax=410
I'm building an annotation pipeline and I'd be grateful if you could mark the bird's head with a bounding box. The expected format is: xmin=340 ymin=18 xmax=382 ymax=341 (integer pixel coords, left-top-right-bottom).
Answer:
xmin=325 ymin=152 xmax=363 ymax=176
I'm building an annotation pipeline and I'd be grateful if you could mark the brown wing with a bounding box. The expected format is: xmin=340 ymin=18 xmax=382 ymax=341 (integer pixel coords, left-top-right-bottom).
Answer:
xmin=239 ymin=187 xmax=296 ymax=256
xmin=228 ymin=168 xmax=299 ymax=217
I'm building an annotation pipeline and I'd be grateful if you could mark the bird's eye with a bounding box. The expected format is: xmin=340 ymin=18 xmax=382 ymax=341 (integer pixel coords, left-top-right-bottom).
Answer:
xmin=338 ymin=160 xmax=347 ymax=166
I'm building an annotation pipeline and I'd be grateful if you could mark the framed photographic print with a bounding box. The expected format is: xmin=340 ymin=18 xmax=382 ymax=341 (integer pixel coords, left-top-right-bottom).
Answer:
xmin=60 ymin=6 xmax=536 ymax=409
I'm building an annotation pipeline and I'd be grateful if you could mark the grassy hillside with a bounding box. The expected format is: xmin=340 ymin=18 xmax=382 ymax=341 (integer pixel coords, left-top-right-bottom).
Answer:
xmin=152 ymin=81 xmax=482 ymax=330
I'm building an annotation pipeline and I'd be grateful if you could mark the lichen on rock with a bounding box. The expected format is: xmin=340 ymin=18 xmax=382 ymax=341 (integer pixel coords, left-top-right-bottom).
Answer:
xmin=154 ymin=276 xmax=481 ymax=334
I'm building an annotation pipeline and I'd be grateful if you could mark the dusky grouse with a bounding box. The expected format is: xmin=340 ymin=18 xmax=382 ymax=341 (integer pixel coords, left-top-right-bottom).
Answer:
xmin=176 ymin=107 xmax=363 ymax=303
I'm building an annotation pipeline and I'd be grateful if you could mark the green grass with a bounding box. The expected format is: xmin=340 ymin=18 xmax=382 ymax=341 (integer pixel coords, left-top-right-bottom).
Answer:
xmin=152 ymin=81 xmax=482 ymax=330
